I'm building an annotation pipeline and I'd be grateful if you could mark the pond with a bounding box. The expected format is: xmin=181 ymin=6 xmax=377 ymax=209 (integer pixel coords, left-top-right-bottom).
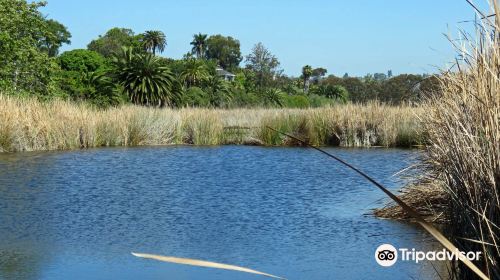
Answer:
xmin=0 ymin=146 xmax=442 ymax=279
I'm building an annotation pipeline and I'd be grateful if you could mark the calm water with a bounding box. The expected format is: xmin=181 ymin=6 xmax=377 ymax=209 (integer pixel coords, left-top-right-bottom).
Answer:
xmin=0 ymin=146 xmax=441 ymax=280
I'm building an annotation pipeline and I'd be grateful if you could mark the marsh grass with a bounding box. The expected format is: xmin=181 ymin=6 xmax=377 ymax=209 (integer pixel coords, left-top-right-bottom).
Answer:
xmin=0 ymin=95 xmax=423 ymax=152
xmin=256 ymin=103 xmax=424 ymax=147
xmin=419 ymin=3 xmax=500 ymax=278
xmin=376 ymin=2 xmax=500 ymax=279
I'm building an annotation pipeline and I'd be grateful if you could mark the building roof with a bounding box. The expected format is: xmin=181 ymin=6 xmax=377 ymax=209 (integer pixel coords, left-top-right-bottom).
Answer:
xmin=216 ymin=67 xmax=236 ymax=77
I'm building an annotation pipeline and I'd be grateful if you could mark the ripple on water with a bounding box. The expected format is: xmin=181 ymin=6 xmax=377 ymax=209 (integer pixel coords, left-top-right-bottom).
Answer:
xmin=0 ymin=146 xmax=441 ymax=280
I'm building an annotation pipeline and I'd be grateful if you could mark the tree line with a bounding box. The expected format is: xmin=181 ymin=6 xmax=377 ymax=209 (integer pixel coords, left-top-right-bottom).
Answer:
xmin=0 ymin=0 xmax=440 ymax=108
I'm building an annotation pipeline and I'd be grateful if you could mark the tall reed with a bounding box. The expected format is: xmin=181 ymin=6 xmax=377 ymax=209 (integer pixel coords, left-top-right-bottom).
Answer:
xmin=0 ymin=95 xmax=424 ymax=152
xmin=422 ymin=2 xmax=500 ymax=278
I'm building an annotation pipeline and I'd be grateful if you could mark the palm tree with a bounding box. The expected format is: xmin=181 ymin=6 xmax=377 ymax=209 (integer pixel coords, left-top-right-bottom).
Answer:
xmin=190 ymin=33 xmax=208 ymax=59
xmin=111 ymin=47 xmax=176 ymax=106
xmin=203 ymin=75 xmax=232 ymax=107
xmin=81 ymin=71 xmax=121 ymax=106
xmin=260 ymin=88 xmax=284 ymax=107
xmin=181 ymin=59 xmax=209 ymax=87
xmin=142 ymin=30 xmax=167 ymax=55
xmin=302 ymin=65 xmax=313 ymax=93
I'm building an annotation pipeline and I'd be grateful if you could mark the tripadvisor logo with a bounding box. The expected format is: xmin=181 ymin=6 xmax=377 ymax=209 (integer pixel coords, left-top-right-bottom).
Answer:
xmin=375 ymin=244 xmax=398 ymax=267
xmin=375 ymin=244 xmax=482 ymax=267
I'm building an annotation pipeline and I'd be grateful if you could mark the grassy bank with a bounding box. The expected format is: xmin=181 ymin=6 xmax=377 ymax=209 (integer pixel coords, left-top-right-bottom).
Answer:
xmin=0 ymin=95 xmax=424 ymax=152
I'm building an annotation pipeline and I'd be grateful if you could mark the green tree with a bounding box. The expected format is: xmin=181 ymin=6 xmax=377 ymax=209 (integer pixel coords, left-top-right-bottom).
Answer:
xmin=39 ymin=19 xmax=71 ymax=57
xmin=311 ymin=67 xmax=327 ymax=84
xmin=0 ymin=0 xmax=58 ymax=94
xmin=245 ymin=42 xmax=280 ymax=88
xmin=190 ymin=33 xmax=208 ymax=59
xmin=379 ymin=74 xmax=422 ymax=103
xmin=322 ymin=75 xmax=366 ymax=102
xmin=58 ymin=49 xmax=106 ymax=72
xmin=202 ymin=75 xmax=232 ymax=107
xmin=181 ymin=86 xmax=210 ymax=107
xmin=141 ymin=30 xmax=166 ymax=55
xmin=57 ymin=70 xmax=121 ymax=107
xmin=312 ymin=67 xmax=327 ymax=78
xmin=205 ymin=35 xmax=242 ymax=70
xmin=259 ymin=88 xmax=284 ymax=107
xmin=82 ymin=71 xmax=122 ymax=107
xmin=313 ymin=84 xmax=348 ymax=102
xmin=56 ymin=49 xmax=118 ymax=105
xmin=111 ymin=47 xmax=177 ymax=106
xmin=181 ymin=58 xmax=209 ymax=87
xmin=88 ymin=28 xmax=142 ymax=58
xmin=302 ymin=65 xmax=313 ymax=93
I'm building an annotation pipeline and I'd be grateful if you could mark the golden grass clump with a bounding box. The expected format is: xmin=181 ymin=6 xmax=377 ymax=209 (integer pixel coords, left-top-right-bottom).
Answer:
xmin=257 ymin=103 xmax=424 ymax=147
xmin=0 ymin=95 xmax=424 ymax=152
xmin=420 ymin=3 xmax=500 ymax=278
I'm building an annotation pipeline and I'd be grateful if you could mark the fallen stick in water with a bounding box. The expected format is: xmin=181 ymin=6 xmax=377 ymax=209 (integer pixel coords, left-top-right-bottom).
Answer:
xmin=131 ymin=252 xmax=286 ymax=279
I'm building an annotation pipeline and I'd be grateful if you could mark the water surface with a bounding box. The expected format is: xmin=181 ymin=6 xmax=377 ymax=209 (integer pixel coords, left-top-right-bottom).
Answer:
xmin=0 ymin=146 xmax=440 ymax=279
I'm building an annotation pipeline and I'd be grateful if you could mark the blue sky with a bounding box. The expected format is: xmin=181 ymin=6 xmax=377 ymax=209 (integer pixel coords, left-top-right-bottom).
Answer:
xmin=41 ymin=0 xmax=484 ymax=77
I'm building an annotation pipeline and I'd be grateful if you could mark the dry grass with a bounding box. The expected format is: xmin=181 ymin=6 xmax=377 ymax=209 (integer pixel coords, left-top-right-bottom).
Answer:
xmin=416 ymin=3 xmax=500 ymax=279
xmin=376 ymin=3 xmax=500 ymax=278
xmin=257 ymin=103 xmax=423 ymax=147
xmin=0 ymin=96 xmax=424 ymax=152
xmin=373 ymin=182 xmax=449 ymax=223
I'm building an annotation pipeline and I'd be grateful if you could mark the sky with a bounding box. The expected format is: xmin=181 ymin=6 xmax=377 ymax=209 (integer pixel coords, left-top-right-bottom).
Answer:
xmin=41 ymin=0 xmax=487 ymax=77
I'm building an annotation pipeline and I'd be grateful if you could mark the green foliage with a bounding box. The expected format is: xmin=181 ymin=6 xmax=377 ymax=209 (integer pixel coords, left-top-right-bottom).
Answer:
xmin=88 ymin=28 xmax=142 ymax=58
xmin=0 ymin=3 xmax=437 ymax=109
xmin=311 ymin=67 xmax=327 ymax=85
xmin=58 ymin=49 xmax=107 ymax=72
xmin=283 ymin=94 xmax=310 ymax=108
xmin=110 ymin=47 xmax=177 ymax=105
xmin=202 ymin=75 xmax=232 ymax=107
xmin=307 ymin=94 xmax=334 ymax=107
xmin=180 ymin=86 xmax=210 ymax=107
xmin=55 ymin=70 xmax=123 ymax=107
xmin=181 ymin=58 xmax=210 ymax=87
xmin=321 ymin=74 xmax=436 ymax=104
xmin=190 ymin=33 xmax=208 ymax=59
xmin=258 ymin=88 xmax=284 ymax=107
xmin=312 ymin=67 xmax=327 ymax=78
xmin=281 ymin=84 xmax=302 ymax=95
xmin=80 ymin=72 xmax=123 ymax=107
xmin=39 ymin=19 xmax=71 ymax=57
xmin=313 ymin=84 xmax=349 ymax=102
xmin=378 ymin=74 xmax=421 ymax=102
xmin=0 ymin=0 xmax=59 ymax=94
xmin=56 ymin=49 xmax=120 ymax=107
xmin=235 ymin=69 xmax=257 ymax=93
xmin=205 ymin=34 xmax=242 ymax=70
xmin=227 ymin=89 xmax=259 ymax=108
xmin=245 ymin=42 xmax=281 ymax=88
xmin=141 ymin=30 xmax=167 ymax=55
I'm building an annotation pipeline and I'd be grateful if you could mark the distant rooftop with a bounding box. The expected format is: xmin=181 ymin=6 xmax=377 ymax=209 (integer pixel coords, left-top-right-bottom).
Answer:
xmin=215 ymin=67 xmax=235 ymax=77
